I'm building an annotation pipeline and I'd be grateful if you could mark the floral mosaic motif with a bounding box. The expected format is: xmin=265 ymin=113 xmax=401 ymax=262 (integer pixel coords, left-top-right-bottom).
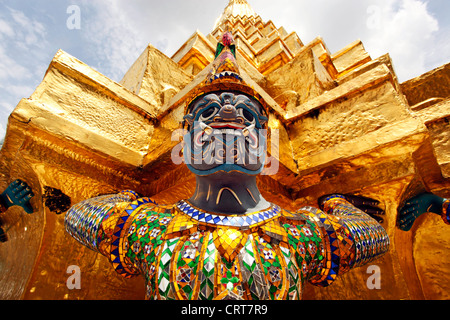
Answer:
xmin=219 ymin=261 xmax=241 ymax=291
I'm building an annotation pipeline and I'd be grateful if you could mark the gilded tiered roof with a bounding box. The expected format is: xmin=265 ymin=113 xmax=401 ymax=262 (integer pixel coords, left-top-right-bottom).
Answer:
xmin=172 ymin=0 xmax=304 ymax=76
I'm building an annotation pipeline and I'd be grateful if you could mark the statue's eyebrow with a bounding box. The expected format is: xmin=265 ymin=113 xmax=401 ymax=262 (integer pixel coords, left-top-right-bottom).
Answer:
xmin=233 ymin=95 xmax=263 ymax=115
xmin=190 ymin=94 xmax=222 ymax=114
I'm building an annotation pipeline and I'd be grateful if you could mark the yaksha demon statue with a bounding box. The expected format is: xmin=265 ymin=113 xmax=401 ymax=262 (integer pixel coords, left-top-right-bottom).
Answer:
xmin=62 ymin=32 xmax=392 ymax=300
xmin=0 ymin=29 xmax=449 ymax=300
xmin=1 ymin=31 xmax=449 ymax=300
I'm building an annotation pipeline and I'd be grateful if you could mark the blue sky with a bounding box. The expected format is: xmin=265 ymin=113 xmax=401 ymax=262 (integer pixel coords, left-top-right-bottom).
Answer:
xmin=0 ymin=0 xmax=449 ymax=140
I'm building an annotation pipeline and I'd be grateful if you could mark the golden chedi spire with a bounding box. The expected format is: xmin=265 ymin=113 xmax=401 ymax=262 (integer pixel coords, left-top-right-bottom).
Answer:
xmin=214 ymin=0 xmax=257 ymax=29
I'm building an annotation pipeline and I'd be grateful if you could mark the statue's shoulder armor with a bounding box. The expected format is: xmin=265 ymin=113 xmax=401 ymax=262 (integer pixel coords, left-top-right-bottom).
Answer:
xmin=127 ymin=199 xmax=175 ymax=234
xmin=279 ymin=207 xmax=322 ymax=240
xmin=113 ymin=198 xmax=175 ymax=250
xmin=280 ymin=208 xmax=309 ymax=224
xmin=278 ymin=207 xmax=325 ymax=274
xmin=110 ymin=199 xmax=175 ymax=277
xmin=280 ymin=207 xmax=324 ymax=229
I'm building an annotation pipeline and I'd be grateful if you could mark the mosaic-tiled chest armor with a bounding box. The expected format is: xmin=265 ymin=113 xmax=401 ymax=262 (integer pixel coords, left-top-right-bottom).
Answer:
xmin=65 ymin=191 xmax=389 ymax=300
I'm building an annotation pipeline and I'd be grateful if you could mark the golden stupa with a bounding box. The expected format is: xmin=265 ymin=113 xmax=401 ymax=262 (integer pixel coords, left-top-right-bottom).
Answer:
xmin=0 ymin=0 xmax=449 ymax=300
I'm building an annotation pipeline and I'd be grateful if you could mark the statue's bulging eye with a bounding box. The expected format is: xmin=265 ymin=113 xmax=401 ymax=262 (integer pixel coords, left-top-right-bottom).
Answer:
xmin=202 ymin=108 xmax=215 ymax=118
xmin=199 ymin=107 xmax=219 ymax=122
xmin=242 ymin=109 xmax=254 ymax=122
xmin=237 ymin=107 xmax=256 ymax=125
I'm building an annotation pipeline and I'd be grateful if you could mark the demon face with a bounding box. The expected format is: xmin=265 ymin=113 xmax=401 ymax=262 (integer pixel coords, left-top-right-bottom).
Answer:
xmin=183 ymin=92 xmax=268 ymax=176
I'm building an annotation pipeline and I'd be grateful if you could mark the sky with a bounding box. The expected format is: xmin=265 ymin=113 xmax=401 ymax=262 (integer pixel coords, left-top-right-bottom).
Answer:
xmin=0 ymin=0 xmax=449 ymax=140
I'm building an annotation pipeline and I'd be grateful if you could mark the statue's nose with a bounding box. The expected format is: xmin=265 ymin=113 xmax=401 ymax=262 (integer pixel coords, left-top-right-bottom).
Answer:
xmin=218 ymin=104 xmax=237 ymax=120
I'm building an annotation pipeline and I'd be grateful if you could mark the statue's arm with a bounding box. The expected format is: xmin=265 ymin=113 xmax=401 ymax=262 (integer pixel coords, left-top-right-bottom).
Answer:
xmin=306 ymin=194 xmax=390 ymax=287
xmin=65 ymin=190 xmax=161 ymax=279
xmin=64 ymin=190 xmax=140 ymax=253
xmin=398 ymin=193 xmax=450 ymax=231
xmin=321 ymin=195 xmax=390 ymax=267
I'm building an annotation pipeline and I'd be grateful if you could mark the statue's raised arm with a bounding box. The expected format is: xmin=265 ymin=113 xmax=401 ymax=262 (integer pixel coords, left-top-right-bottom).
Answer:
xmin=280 ymin=194 xmax=389 ymax=288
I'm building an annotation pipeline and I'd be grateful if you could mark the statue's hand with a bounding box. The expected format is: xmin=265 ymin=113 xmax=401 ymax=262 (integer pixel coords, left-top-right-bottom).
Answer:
xmin=319 ymin=194 xmax=385 ymax=223
xmin=398 ymin=193 xmax=444 ymax=231
xmin=0 ymin=180 xmax=35 ymax=214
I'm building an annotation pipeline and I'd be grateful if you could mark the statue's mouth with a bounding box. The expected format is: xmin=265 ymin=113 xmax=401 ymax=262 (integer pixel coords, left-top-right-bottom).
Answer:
xmin=196 ymin=122 xmax=257 ymax=145
xmin=209 ymin=122 xmax=246 ymax=130
xmin=188 ymin=120 xmax=263 ymax=172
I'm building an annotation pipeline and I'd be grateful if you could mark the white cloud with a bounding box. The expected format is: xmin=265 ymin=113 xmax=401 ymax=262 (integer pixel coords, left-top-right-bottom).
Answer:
xmin=0 ymin=7 xmax=49 ymax=81
xmin=0 ymin=18 xmax=15 ymax=38
xmin=5 ymin=85 xmax=35 ymax=98
xmin=0 ymin=101 xmax=14 ymax=113
xmin=363 ymin=0 xmax=439 ymax=80
xmin=0 ymin=6 xmax=51 ymax=137
xmin=0 ymin=45 xmax=30 ymax=81
xmin=0 ymin=101 xmax=9 ymax=141
xmin=78 ymin=1 xmax=148 ymax=82
xmin=0 ymin=14 xmax=29 ymax=81
xmin=8 ymin=7 xmax=48 ymax=48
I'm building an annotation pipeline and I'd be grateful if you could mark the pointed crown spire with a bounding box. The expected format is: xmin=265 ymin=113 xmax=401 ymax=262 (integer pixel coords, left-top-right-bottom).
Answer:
xmin=184 ymin=31 xmax=269 ymax=116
